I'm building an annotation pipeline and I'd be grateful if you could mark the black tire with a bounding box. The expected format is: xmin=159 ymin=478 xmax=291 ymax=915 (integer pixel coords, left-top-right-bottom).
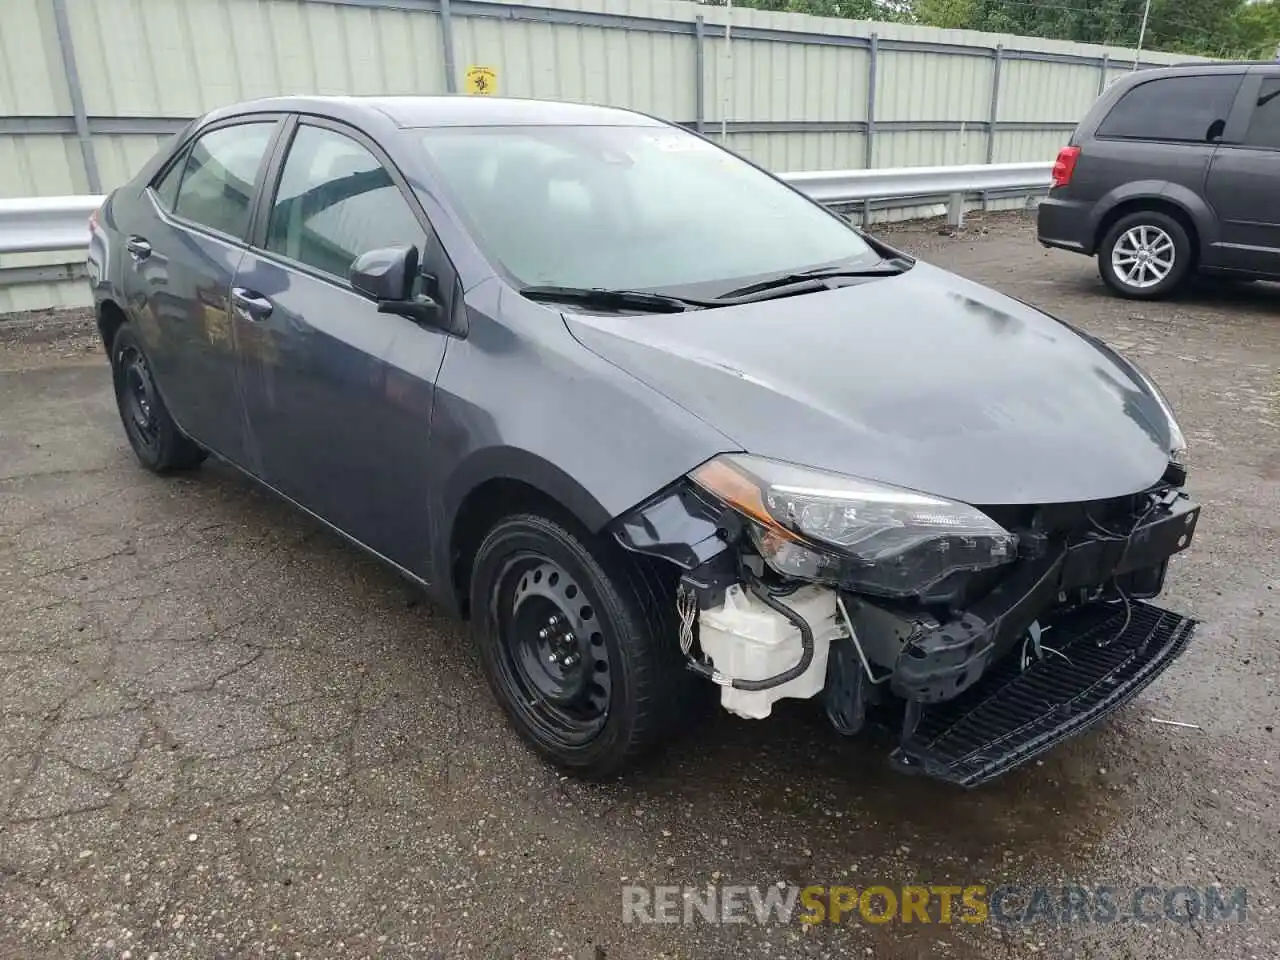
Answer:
xmin=1097 ymin=211 xmax=1192 ymax=300
xmin=469 ymin=512 xmax=694 ymax=778
xmin=110 ymin=325 xmax=206 ymax=473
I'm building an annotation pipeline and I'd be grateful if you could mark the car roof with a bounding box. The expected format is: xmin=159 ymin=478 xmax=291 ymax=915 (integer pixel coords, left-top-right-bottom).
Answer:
xmin=1112 ymin=61 xmax=1267 ymax=85
xmin=202 ymin=95 xmax=666 ymax=129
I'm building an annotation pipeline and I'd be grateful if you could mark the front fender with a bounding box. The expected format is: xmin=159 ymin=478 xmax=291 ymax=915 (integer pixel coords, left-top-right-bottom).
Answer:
xmin=422 ymin=279 xmax=734 ymax=612
xmin=442 ymin=445 xmax=615 ymax=537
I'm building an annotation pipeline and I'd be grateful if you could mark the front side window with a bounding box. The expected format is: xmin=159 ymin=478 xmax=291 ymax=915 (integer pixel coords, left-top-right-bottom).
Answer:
xmin=1244 ymin=78 xmax=1280 ymax=150
xmin=416 ymin=124 xmax=880 ymax=293
xmin=1096 ymin=75 xmax=1242 ymax=143
xmin=172 ymin=122 xmax=277 ymax=238
xmin=266 ymin=125 xmax=423 ymax=280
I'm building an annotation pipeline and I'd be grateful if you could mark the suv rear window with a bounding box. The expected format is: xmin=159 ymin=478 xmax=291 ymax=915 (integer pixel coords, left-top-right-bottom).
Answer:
xmin=1097 ymin=74 xmax=1241 ymax=143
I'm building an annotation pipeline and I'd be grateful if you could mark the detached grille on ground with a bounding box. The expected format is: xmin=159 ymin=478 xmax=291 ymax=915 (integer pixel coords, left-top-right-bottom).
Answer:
xmin=892 ymin=601 xmax=1197 ymax=787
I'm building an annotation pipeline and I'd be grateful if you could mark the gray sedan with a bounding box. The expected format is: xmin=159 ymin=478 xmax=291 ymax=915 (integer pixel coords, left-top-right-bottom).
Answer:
xmin=88 ymin=96 xmax=1200 ymax=786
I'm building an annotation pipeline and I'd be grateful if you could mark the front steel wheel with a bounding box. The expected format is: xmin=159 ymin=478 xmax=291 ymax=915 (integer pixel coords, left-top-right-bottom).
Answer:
xmin=470 ymin=512 xmax=694 ymax=778
xmin=497 ymin=555 xmax=612 ymax=747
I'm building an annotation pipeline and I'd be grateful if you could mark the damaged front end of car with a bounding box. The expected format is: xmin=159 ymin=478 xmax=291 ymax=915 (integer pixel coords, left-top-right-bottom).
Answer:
xmin=613 ymin=454 xmax=1200 ymax=787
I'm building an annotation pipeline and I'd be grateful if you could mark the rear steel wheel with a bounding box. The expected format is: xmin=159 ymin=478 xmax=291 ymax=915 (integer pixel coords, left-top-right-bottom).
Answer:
xmin=110 ymin=325 xmax=206 ymax=473
xmin=119 ymin=343 xmax=162 ymax=456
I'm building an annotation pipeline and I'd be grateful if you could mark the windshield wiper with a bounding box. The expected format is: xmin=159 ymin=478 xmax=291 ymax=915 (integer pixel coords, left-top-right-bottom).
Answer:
xmin=716 ymin=258 xmax=911 ymax=301
xmin=520 ymin=285 xmax=709 ymax=313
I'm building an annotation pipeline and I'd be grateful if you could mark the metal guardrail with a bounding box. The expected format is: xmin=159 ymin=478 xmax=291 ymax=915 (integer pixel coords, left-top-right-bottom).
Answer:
xmin=0 ymin=161 xmax=1053 ymax=265
xmin=784 ymin=161 xmax=1053 ymax=207
xmin=0 ymin=195 xmax=104 ymax=255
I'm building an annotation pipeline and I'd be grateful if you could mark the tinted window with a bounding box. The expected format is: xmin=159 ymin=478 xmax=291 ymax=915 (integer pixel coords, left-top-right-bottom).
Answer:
xmin=152 ymin=148 xmax=186 ymax=210
xmin=418 ymin=124 xmax=880 ymax=291
xmin=1244 ymin=78 xmax=1280 ymax=149
xmin=266 ymin=125 xmax=423 ymax=280
xmin=1097 ymin=75 xmax=1241 ymax=143
xmin=172 ymin=123 xmax=276 ymax=237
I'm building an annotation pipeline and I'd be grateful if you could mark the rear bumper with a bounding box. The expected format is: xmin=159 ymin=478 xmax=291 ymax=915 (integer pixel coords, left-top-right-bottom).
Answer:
xmin=1036 ymin=195 xmax=1094 ymax=255
xmin=890 ymin=600 xmax=1196 ymax=786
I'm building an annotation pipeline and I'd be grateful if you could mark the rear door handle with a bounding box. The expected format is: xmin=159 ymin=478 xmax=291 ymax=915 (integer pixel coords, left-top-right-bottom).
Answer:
xmin=126 ymin=236 xmax=152 ymax=260
xmin=231 ymin=287 xmax=273 ymax=322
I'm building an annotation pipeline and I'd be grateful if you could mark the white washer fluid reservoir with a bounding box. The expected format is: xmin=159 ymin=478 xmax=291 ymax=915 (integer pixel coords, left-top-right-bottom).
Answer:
xmin=697 ymin=583 xmax=844 ymax=719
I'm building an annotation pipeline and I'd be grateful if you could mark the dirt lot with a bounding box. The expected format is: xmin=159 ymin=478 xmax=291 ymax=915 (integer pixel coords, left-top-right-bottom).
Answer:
xmin=1 ymin=214 xmax=1277 ymax=960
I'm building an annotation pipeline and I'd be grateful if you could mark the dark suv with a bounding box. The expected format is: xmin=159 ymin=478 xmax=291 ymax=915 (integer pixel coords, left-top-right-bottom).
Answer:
xmin=1037 ymin=62 xmax=1280 ymax=299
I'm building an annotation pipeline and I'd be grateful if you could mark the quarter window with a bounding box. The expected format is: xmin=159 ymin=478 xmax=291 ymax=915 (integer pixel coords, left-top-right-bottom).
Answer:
xmin=172 ymin=122 xmax=277 ymax=238
xmin=1097 ymin=75 xmax=1241 ymax=143
xmin=152 ymin=148 xmax=187 ymax=210
xmin=1244 ymin=78 xmax=1280 ymax=150
xmin=266 ymin=125 xmax=423 ymax=280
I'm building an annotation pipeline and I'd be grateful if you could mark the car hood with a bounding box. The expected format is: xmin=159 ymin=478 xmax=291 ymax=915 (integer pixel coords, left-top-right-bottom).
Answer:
xmin=563 ymin=263 xmax=1176 ymax=506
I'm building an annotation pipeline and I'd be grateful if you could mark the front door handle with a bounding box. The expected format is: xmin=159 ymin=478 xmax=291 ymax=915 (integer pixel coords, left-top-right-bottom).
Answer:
xmin=231 ymin=287 xmax=273 ymax=322
xmin=126 ymin=236 xmax=152 ymax=260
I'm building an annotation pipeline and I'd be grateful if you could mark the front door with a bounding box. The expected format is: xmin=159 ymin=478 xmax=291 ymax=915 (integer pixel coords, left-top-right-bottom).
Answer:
xmin=230 ymin=118 xmax=452 ymax=577
xmin=122 ymin=119 xmax=282 ymax=467
xmin=1205 ymin=73 xmax=1280 ymax=277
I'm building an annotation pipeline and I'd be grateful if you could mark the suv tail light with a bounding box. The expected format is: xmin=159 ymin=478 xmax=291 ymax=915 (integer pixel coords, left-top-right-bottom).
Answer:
xmin=1051 ymin=146 xmax=1080 ymax=188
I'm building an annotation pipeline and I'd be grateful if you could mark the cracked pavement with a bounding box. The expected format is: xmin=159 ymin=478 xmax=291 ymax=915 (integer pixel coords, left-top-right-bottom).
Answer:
xmin=1 ymin=216 xmax=1277 ymax=959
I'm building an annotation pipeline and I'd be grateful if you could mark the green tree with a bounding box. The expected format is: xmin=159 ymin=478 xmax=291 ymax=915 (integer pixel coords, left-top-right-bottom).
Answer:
xmin=716 ymin=0 xmax=1280 ymax=59
xmin=1145 ymin=0 xmax=1249 ymax=58
xmin=915 ymin=0 xmax=1267 ymax=58
xmin=699 ymin=0 xmax=906 ymax=22
xmin=912 ymin=0 xmax=974 ymax=30
xmin=926 ymin=0 xmax=1155 ymax=48
xmin=1232 ymin=0 xmax=1280 ymax=59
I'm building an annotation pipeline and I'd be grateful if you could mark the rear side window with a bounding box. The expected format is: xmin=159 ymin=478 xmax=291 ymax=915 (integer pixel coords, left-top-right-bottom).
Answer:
xmin=172 ymin=122 xmax=277 ymax=238
xmin=265 ymin=124 xmax=423 ymax=280
xmin=1244 ymin=78 xmax=1280 ymax=149
xmin=152 ymin=149 xmax=186 ymax=210
xmin=1097 ymin=75 xmax=1241 ymax=143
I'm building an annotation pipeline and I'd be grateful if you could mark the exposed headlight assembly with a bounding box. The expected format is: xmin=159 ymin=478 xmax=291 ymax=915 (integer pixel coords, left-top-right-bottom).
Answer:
xmin=690 ymin=454 xmax=1017 ymax=597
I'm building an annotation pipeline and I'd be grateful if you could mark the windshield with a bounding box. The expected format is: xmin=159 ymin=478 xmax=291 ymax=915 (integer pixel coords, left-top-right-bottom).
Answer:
xmin=416 ymin=124 xmax=880 ymax=292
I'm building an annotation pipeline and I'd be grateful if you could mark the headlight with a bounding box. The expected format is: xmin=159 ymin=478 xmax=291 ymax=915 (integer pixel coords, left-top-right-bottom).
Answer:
xmin=689 ymin=454 xmax=1017 ymax=597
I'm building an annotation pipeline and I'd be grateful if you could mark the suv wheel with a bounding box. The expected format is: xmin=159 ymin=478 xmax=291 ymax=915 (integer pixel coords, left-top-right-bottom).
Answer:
xmin=110 ymin=325 xmax=206 ymax=472
xmin=469 ymin=512 xmax=694 ymax=778
xmin=1098 ymin=211 xmax=1191 ymax=300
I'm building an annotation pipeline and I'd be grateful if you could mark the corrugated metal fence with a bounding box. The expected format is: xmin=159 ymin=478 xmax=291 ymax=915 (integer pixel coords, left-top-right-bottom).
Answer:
xmin=1 ymin=0 xmax=1195 ymax=311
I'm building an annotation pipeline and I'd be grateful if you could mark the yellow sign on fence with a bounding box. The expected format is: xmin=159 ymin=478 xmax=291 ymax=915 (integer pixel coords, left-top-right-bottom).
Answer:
xmin=464 ymin=66 xmax=497 ymax=96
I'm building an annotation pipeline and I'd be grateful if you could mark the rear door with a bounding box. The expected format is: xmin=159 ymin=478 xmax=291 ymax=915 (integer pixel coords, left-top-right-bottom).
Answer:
xmin=1204 ymin=70 xmax=1280 ymax=277
xmin=229 ymin=116 xmax=456 ymax=576
xmin=1087 ymin=72 xmax=1243 ymax=196
xmin=123 ymin=117 xmax=283 ymax=466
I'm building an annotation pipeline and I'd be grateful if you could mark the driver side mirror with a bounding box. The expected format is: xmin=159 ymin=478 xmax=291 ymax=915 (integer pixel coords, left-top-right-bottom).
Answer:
xmin=349 ymin=245 xmax=441 ymax=325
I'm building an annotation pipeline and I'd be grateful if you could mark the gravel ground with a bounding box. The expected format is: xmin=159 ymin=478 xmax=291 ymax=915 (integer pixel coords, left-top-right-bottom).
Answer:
xmin=1 ymin=214 xmax=1276 ymax=959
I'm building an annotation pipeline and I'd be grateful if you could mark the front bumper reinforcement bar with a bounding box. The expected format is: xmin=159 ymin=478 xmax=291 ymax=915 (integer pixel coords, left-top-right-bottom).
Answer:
xmin=890 ymin=600 xmax=1197 ymax=787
